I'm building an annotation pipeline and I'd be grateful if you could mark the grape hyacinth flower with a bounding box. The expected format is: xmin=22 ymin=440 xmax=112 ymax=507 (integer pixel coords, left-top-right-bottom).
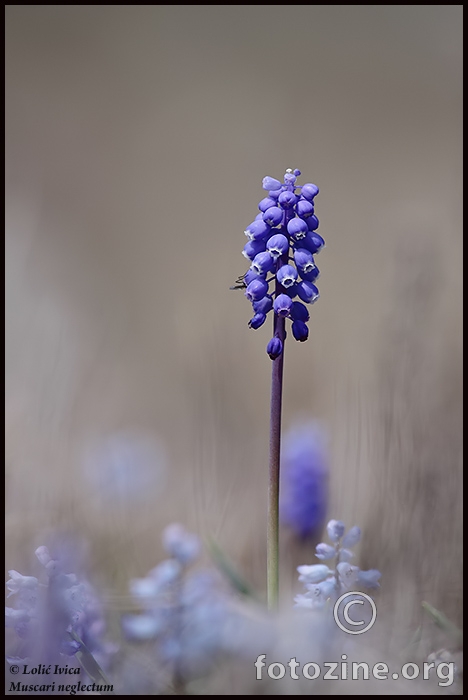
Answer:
xmin=233 ymin=169 xmax=324 ymax=609
xmin=122 ymin=524 xmax=231 ymax=693
xmin=294 ymin=520 xmax=381 ymax=611
xmin=235 ymin=168 xmax=323 ymax=357
xmin=280 ymin=422 xmax=328 ymax=541
xmin=5 ymin=545 xmax=114 ymax=683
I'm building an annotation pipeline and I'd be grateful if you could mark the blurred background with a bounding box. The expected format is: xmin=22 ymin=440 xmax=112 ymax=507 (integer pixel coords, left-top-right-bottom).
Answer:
xmin=5 ymin=4 xmax=462 ymax=643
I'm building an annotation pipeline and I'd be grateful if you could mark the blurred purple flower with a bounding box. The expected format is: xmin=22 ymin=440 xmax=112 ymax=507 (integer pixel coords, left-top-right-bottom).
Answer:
xmin=279 ymin=421 xmax=328 ymax=540
xmin=123 ymin=525 xmax=236 ymax=686
xmin=5 ymin=545 xmax=115 ymax=671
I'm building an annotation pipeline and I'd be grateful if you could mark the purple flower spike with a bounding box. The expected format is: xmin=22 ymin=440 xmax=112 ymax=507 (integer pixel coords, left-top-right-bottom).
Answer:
xmin=266 ymin=233 xmax=289 ymax=260
xmin=280 ymin=422 xmax=328 ymax=541
xmin=244 ymin=219 xmax=271 ymax=241
xmin=251 ymin=251 xmax=275 ymax=276
xmin=236 ymin=169 xmax=324 ymax=364
xmin=277 ymin=264 xmax=298 ymax=289
xmin=295 ymin=199 xmax=314 ymax=218
xmin=278 ymin=190 xmax=297 ymax=209
xmin=262 ymin=176 xmax=282 ymax=191
xmin=296 ymin=281 xmax=320 ymax=304
xmin=301 ymin=183 xmax=320 ymax=201
xmin=242 ymin=239 xmax=266 ymax=260
xmin=267 ymin=337 xmax=283 ymax=359
xmin=262 ymin=206 xmax=283 ymax=227
xmin=245 ymin=278 xmax=269 ymax=302
xmin=249 ymin=312 xmax=267 ymax=330
xmin=292 ymin=320 xmax=309 ymax=342
xmin=294 ymin=248 xmax=316 ymax=274
xmin=273 ymin=294 xmax=293 ymax=317
xmin=287 ymin=217 xmax=308 ymax=241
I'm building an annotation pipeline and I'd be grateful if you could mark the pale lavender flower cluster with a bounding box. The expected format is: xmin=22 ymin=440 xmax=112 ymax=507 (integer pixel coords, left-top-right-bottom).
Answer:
xmin=122 ymin=524 xmax=231 ymax=684
xmin=5 ymin=545 xmax=113 ymax=669
xmin=239 ymin=168 xmax=324 ymax=358
xmin=294 ymin=520 xmax=381 ymax=610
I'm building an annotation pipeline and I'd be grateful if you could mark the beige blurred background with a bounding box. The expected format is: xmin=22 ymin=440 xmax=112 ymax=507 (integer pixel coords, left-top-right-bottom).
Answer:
xmin=5 ymin=5 xmax=462 ymax=636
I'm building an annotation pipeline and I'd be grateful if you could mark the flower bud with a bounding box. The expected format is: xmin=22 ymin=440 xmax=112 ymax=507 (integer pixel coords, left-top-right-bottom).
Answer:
xmin=327 ymin=520 xmax=346 ymax=542
xmin=251 ymin=251 xmax=275 ymax=276
xmin=262 ymin=206 xmax=283 ymax=227
xmin=267 ymin=233 xmax=289 ymax=260
xmin=268 ymin=188 xmax=282 ymax=200
xmin=295 ymin=199 xmax=314 ymax=218
xmin=337 ymin=562 xmax=359 ymax=589
xmin=287 ymin=217 xmax=308 ymax=240
xmin=315 ymin=543 xmax=336 ymax=560
xmin=262 ymin=176 xmax=282 ymax=191
xmin=290 ymin=301 xmax=310 ymax=322
xmin=267 ymin=337 xmax=283 ymax=360
xmin=342 ymin=526 xmax=361 ymax=548
xmin=277 ymin=264 xmax=298 ymax=288
xmin=292 ymin=320 xmax=309 ymax=342
xmin=297 ymin=564 xmax=333 ymax=584
xmin=242 ymin=239 xmax=266 ymax=260
xmin=299 ymin=267 xmax=320 ymax=283
xmin=248 ymin=312 xmax=267 ymax=329
xmin=278 ymin=191 xmax=297 ymax=209
xmin=357 ymin=569 xmax=381 ymax=589
xmin=296 ymin=280 xmax=319 ymax=304
xmin=253 ymin=295 xmax=273 ymax=315
xmin=301 ymin=183 xmax=319 ymax=201
xmin=294 ymin=248 xmax=315 ymax=273
xmin=273 ymin=294 xmax=293 ymax=317
xmin=283 ymin=172 xmax=297 ymax=185
xmin=258 ymin=197 xmax=277 ymax=212
xmin=243 ymin=269 xmax=262 ymax=286
xmin=244 ymin=220 xmax=271 ymax=241
xmin=245 ymin=278 xmax=269 ymax=302
xmin=302 ymin=231 xmax=325 ymax=254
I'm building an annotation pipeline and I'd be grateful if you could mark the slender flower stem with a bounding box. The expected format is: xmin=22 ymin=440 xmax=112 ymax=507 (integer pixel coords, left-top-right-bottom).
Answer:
xmin=267 ymin=316 xmax=285 ymax=610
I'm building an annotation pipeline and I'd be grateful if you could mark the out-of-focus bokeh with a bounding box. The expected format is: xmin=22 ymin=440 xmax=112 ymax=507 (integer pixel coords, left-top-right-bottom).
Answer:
xmin=6 ymin=3 xmax=462 ymax=641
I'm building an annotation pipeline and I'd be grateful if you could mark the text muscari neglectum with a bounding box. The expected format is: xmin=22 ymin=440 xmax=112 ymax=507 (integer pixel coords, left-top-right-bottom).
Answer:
xmin=10 ymin=681 xmax=114 ymax=694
